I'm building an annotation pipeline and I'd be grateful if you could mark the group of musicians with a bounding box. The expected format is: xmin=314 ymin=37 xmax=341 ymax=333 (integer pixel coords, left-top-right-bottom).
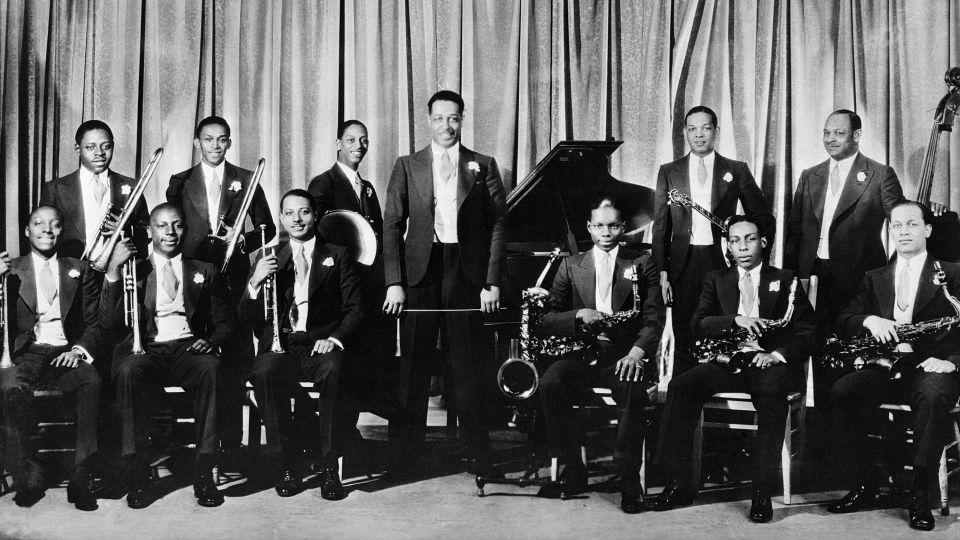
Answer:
xmin=0 ymin=92 xmax=958 ymax=532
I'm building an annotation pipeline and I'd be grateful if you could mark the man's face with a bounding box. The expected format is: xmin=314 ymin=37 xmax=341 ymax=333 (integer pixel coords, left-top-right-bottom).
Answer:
xmin=281 ymin=195 xmax=317 ymax=242
xmin=587 ymin=206 xmax=624 ymax=252
xmin=684 ymin=112 xmax=717 ymax=157
xmin=194 ymin=123 xmax=232 ymax=167
xmin=336 ymin=124 xmax=369 ymax=169
xmin=728 ymin=220 xmax=766 ymax=270
xmin=889 ymin=204 xmax=930 ymax=257
xmin=24 ymin=207 xmax=62 ymax=256
xmin=148 ymin=207 xmax=186 ymax=258
xmin=428 ymin=99 xmax=462 ymax=149
xmin=822 ymin=113 xmax=860 ymax=160
xmin=75 ymin=129 xmax=114 ymax=175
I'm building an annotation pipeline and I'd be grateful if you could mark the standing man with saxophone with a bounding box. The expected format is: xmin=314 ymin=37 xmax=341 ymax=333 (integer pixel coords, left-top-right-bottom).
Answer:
xmin=825 ymin=201 xmax=960 ymax=532
xmin=0 ymin=206 xmax=128 ymax=510
xmin=649 ymin=215 xmax=817 ymax=523
xmin=166 ymin=115 xmax=276 ymax=471
xmin=241 ymin=189 xmax=363 ymax=500
xmin=533 ymin=197 xmax=662 ymax=513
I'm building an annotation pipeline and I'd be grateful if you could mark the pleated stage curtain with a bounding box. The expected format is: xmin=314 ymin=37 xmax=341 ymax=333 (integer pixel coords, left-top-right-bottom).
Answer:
xmin=2 ymin=0 xmax=959 ymax=262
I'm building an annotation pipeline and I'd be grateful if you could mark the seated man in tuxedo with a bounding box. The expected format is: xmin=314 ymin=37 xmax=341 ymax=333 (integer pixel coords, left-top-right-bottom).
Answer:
xmin=0 ymin=206 xmax=124 ymax=510
xmin=107 ymin=203 xmax=236 ymax=509
xmin=649 ymin=214 xmax=817 ymax=523
xmin=242 ymin=189 xmax=362 ymax=500
xmin=534 ymin=197 xmax=663 ymax=514
xmin=826 ymin=201 xmax=960 ymax=532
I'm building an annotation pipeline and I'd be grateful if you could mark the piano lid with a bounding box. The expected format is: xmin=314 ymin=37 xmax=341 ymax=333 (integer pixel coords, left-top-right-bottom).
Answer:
xmin=507 ymin=140 xmax=654 ymax=254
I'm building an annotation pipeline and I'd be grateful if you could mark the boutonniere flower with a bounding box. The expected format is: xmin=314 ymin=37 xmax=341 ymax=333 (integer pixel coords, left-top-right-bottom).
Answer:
xmin=193 ymin=272 xmax=205 ymax=284
xmin=467 ymin=161 xmax=481 ymax=173
xmin=229 ymin=180 xmax=242 ymax=192
xmin=120 ymin=184 xmax=131 ymax=196
xmin=622 ymin=266 xmax=636 ymax=280
xmin=769 ymin=280 xmax=780 ymax=292
xmin=856 ymin=171 xmax=866 ymax=182
xmin=322 ymin=256 xmax=335 ymax=267
xmin=722 ymin=172 xmax=733 ymax=183
xmin=365 ymin=187 xmax=373 ymax=197
xmin=68 ymin=268 xmax=81 ymax=279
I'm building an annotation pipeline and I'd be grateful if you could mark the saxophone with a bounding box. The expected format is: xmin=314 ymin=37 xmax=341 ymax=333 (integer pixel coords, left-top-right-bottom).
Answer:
xmin=820 ymin=261 xmax=960 ymax=376
xmin=694 ymin=277 xmax=798 ymax=373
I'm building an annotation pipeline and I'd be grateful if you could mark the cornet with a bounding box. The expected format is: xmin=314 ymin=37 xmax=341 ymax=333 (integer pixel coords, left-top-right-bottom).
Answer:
xmin=0 ymin=274 xmax=12 ymax=369
xmin=120 ymin=233 xmax=145 ymax=355
xmin=260 ymin=225 xmax=284 ymax=354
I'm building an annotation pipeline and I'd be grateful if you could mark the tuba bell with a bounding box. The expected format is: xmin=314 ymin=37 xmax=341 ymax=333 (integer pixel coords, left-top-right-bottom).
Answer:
xmin=317 ymin=210 xmax=378 ymax=266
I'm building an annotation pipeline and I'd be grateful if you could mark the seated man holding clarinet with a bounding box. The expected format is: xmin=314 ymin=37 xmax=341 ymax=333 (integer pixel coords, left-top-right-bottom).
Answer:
xmin=649 ymin=214 xmax=817 ymax=523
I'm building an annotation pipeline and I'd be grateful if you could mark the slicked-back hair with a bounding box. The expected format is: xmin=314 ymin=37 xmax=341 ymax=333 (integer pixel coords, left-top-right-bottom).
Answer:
xmin=889 ymin=200 xmax=934 ymax=225
xmin=150 ymin=202 xmax=186 ymax=223
xmin=75 ymin=120 xmax=114 ymax=145
xmin=589 ymin=195 xmax=623 ymax=220
xmin=830 ymin=109 xmax=862 ymax=131
xmin=724 ymin=214 xmax=767 ymax=241
xmin=280 ymin=188 xmax=317 ymax=212
xmin=337 ymin=119 xmax=367 ymax=139
xmin=427 ymin=90 xmax=465 ymax=115
xmin=684 ymin=106 xmax=718 ymax=128
xmin=194 ymin=116 xmax=231 ymax=139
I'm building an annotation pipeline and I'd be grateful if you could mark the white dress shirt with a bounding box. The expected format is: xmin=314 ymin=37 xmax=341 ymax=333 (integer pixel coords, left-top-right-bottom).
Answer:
xmin=32 ymin=253 xmax=94 ymax=363
xmin=152 ymin=253 xmax=193 ymax=343
xmin=893 ymin=251 xmax=926 ymax=325
xmin=336 ymin=161 xmax=363 ymax=200
xmin=593 ymin=245 xmax=619 ymax=315
xmin=78 ymin=166 xmax=112 ymax=245
xmin=736 ymin=264 xmax=786 ymax=363
xmin=687 ymin=152 xmax=715 ymax=245
xmin=201 ymin=161 xmax=226 ymax=233
xmin=432 ymin=142 xmax=460 ymax=243
xmin=817 ymin=152 xmax=858 ymax=259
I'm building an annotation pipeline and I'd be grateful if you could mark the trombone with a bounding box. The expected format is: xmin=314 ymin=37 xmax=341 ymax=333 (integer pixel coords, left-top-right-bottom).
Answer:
xmin=260 ymin=225 xmax=284 ymax=354
xmin=197 ymin=158 xmax=267 ymax=274
xmin=0 ymin=274 xmax=12 ymax=369
xmin=120 ymin=232 xmax=145 ymax=355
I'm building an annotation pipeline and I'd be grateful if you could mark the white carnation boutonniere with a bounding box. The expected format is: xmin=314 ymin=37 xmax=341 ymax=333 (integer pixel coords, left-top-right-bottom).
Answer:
xmin=722 ymin=172 xmax=733 ymax=183
xmin=769 ymin=280 xmax=780 ymax=292
xmin=856 ymin=171 xmax=866 ymax=183
xmin=193 ymin=272 xmax=205 ymax=285
xmin=322 ymin=256 xmax=335 ymax=267
xmin=120 ymin=184 xmax=131 ymax=196
xmin=467 ymin=161 xmax=481 ymax=173
xmin=365 ymin=187 xmax=373 ymax=197
xmin=622 ymin=266 xmax=636 ymax=280
xmin=68 ymin=268 xmax=81 ymax=279
xmin=229 ymin=180 xmax=242 ymax=192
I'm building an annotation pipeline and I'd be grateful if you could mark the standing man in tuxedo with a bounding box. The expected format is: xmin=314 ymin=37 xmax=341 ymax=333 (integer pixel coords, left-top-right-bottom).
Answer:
xmin=242 ymin=189 xmax=363 ymax=500
xmin=652 ymin=106 xmax=772 ymax=373
xmin=784 ymin=109 xmax=905 ymax=336
xmin=649 ymin=215 xmax=817 ymax=523
xmin=308 ymin=120 xmax=404 ymax=440
xmin=0 ymin=206 xmax=124 ymax=510
xmin=166 ymin=115 xmax=276 ymax=470
xmin=825 ymin=201 xmax=960 ymax=532
xmin=534 ymin=197 xmax=663 ymax=513
xmin=382 ymin=90 xmax=507 ymax=471
xmin=108 ymin=203 xmax=236 ymax=509
xmin=40 ymin=119 xmax=150 ymax=261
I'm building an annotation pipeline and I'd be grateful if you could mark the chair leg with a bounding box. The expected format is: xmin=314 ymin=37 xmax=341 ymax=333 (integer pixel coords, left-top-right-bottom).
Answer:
xmin=692 ymin=410 xmax=704 ymax=489
xmin=338 ymin=456 xmax=344 ymax=482
xmin=550 ymin=457 xmax=559 ymax=482
xmin=639 ymin=438 xmax=647 ymax=494
xmin=782 ymin=408 xmax=793 ymax=505
xmin=580 ymin=446 xmax=587 ymax=468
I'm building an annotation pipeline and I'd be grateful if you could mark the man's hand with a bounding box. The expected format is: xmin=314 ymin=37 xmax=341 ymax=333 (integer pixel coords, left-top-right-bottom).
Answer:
xmin=312 ymin=339 xmax=338 ymax=356
xmin=930 ymin=201 xmax=948 ymax=217
xmin=249 ymin=252 xmax=278 ymax=290
xmin=524 ymin=286 xmax=550 ymax=298
xmin=0 ymin=251 xmax=11 ymax=276
xmin=659 ymin=271 xmax=673 ymax=304
xmin=383 ymin=285 xmax=406 ymax=316
xmin=50 ymin=351 xmax=84 ymax=369
xmin=863 ymin=315 xmax=900 ymax=344
xmin=187 ymin=339 xmax=217 ymax=355
xmin=576 ymin=308 xmax=605 ymax=325
xmin=734 ymin=316 xmax=768 ymax=337
xmin=480 ymin=285 xmax=500 ymax=313
xmin=615 ymin=347 xmax=645 ymax=382
xmin=751 ymin=352 xmax=785 ymax=370
xmin=920 ymin=357 xmax=957 ymax=373
xmin=105 ymin=239 xmax=137 ymax=281
xmin=99 ymin=212 xmax=120 ymax=236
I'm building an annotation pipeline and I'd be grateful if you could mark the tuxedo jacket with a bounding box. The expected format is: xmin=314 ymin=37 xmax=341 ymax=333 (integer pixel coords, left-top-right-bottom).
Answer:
xmin=166 ymin=161 xmax=277 ymax=277
xmin=836 ymin=257 xmax=960 ymax=368
xmin=4 ymin=255 xmax=110 ymax=358
xmin=783 ymin=153 xmax=904 ymax=280
xmin=383 ymin=145 xmax=507 ymax=288
xmin=308 ymin=164 xmax=384 ymax=237
xmin=652 ymin=153 xmax=771 ymax=280
xmin=39 ymin=170 xmax=150 ymax=260
xmin=107 ymin=257 xmax=236 ymax=351
xmin=539 ymin=250 xmax=664 ymax=355
xmin=239 ymin=240 xmax=363 ymax=351
xmin=692 ymin=265 xmax=818 ymax=366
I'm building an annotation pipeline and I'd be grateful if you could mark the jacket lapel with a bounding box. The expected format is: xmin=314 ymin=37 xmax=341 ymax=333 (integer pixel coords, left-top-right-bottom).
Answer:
xmin=457 ymin=146 xmax=473 ymax=210
xmin=142 ymin=258 xmax=157 ymax=316
xmin=711 ymin=153 xmax=731 ymax=212
xmin=14 ymin=256 xmax=37 ymax=315
xmin=332 ymin=164 xmax=362 ymax=209
xmin=58 ymin=260 xmax=79 ymax=318
xmin=573 ymin=252 xmax=597 ymax=310
xmin=62 ymin=172 xmax=87 ymax=240
xmin=611 ymin=255 xmax=633 ymax=311
xmin=912 ymin=257 xmax=940 ymax=316
xmin=719 ymin=267 xmax=741 ymax=315
xmin=185 ymin=166 xmax=211 ymax=233
xmin=876 ymin=263 xmax=897 ymax=320
xmin=308 ymin=243 xmax=333 ymax=301
xmin=809 ymin=161 xmax=828 ymax=226
xmin=182 ymin=259 xmax=198 ymax=321
xmin=832 ymin=153 xmax=872 ymax=223
xmin=410 ymin=147 xmax=434 ymax=215
xmin=757 ymin=266 xmax=781 ymax=319
xmin=218 ymin=162 xmax=243 ymax=223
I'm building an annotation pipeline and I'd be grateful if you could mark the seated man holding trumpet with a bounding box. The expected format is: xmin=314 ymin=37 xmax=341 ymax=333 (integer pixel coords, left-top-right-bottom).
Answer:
xmin=649 ymin=214 xmax=817 ymax=523
xmin=529 ymin=197 xmax=663 ymax=514
xmin=0 ymin=206 xmax=124 ymax=510
xmin=241 ymin=189 xmax=363 ymax=500
xmin=106 ymin=203 xmax=236 ymax=509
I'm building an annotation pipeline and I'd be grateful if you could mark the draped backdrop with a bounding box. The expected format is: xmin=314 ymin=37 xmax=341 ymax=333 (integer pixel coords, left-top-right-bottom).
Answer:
xmin=3 ymin=0 xmax=959 ymax=263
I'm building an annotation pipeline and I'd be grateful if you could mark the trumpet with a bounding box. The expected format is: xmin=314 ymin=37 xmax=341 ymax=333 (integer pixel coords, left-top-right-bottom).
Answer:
xmin=82 ymin=148 xmax=163 ymax=272
xmin=260 ymin=225 xmax=284 ymax=354
xmin=1 ymin=274 xmax=12 ymax=369
xmin=120 ymin=233 xmax=145 ymax=355
xmin=195 ymin=158 xmax=266 ymax=274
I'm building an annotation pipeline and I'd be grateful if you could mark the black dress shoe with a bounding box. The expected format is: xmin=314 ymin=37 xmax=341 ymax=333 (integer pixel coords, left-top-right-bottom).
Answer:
xmin=749 ymin=491 xmax=773 ymax=523
xmin=126 ymin=484 xmax=149 ymax=509
xmin=13 ymin=487 xmax=45 ymax=507
xmin=647 ymin=479 xmax=695 ymax=511
xmin=318 ymin=467 xmax=345 ymax=500
xmin=908 ymin=494 xmax=935 ymax=531
xmin=537 ymin=463 xmax=588 ymax=499
xmin=621 ymin=482 xmax=645 ymax=514
xmin=194 ymin=471 xmax=224 ymax=507
xmin=67 ymin=470 xmax=98 ymax=511
xmin=826 ymin=485 xmax=874 ymax=514
xmin=274 ymin=469 xmax=300 ymax=497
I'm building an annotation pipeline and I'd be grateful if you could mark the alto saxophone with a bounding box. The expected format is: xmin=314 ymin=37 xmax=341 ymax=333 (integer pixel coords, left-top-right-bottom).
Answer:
xmin=820 ymin=261 xmax=960 ymax=376
xmin=694 ymin=277 xmax=798 ymax=373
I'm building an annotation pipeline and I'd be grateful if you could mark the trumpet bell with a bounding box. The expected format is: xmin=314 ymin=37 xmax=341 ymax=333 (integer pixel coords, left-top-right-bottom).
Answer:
xmin=497 ymin=357 xmax=539 ymax=400
xmin=318 ymin=210 xmax=378 ymax=266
